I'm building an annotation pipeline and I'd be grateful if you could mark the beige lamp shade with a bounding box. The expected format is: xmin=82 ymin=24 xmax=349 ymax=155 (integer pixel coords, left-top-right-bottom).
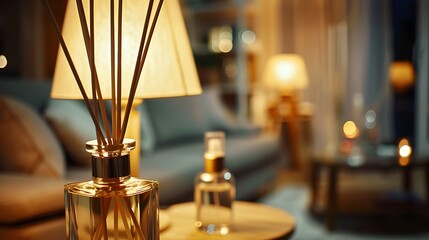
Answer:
xmin=389 ymin=61 xmax=414 ymax=92
xmin=263 ymin=54 xmax=309 ymax=95
xmin=51 ymin=0 xmax=201 ymax=99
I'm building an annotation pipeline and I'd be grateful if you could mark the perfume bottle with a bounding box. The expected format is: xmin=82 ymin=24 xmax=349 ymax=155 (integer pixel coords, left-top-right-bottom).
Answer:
xmin=64 ymin=139 xmax=159 ymax=240
xmin=194 ymin=132 xmax=235 ymax=235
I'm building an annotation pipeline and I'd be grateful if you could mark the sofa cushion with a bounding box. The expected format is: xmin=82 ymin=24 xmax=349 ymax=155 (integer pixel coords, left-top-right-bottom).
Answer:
xmin=45 ymin=100 xmax=97 ymax=166
xmin=145 ymin=95 xmax=211 ymax=146
xmin=145 ymin=87 xmax=237 ymax=147
xmin=0 ymin=96 xmax=65 ymax=177
xmin=0 ymin=173 xmax=65 ymax=224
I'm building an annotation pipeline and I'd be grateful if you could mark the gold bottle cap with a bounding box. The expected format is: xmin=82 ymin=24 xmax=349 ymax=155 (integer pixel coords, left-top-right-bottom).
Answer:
xmin=87 ymin=138 xmax=135 ymax=178
xmin=204 ymin=153 xmax=224 ymax=173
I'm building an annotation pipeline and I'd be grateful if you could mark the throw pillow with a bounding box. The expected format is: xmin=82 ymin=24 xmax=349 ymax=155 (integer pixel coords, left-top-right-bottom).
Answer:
xmin=0 ymin=95 xmax=65 ymax=177
xmin=45 ymin=99 xmax=97 ymax=166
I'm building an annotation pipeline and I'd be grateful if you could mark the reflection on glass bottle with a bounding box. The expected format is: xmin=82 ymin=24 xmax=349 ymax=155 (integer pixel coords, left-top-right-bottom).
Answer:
xmin=64 ymin=139 xmax=159 ymax=239
xmin=194 ymin=132 xmax=235 ymax=235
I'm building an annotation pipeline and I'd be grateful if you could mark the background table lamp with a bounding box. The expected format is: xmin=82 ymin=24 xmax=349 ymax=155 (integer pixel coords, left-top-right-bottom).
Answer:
xmin=263 ymin=54 xmax=309 ymax=170
xmin=389 ymin=61 xmax=414 ymax=93
xmin=50 ymin=0 xmax=201 ymax=177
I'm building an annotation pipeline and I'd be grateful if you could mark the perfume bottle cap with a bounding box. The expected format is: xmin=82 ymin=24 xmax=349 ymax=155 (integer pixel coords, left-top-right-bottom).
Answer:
xmin=204 ymin=131 xmax=225 ymax=157
xmin=204 ymin=132 xmax=225 ymax=173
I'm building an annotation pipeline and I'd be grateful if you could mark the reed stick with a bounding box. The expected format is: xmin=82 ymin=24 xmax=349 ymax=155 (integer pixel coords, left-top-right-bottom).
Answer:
xmin=89 ymin=0 xmax=100 ymax=146
xmin=93 ymin=219 xmax=104 ymax=240
xmin=69 ymin=195 xmax=79 ymax=235
xmin=42 ymin=0 xmax=106 ymax=145
xmin=117 ymin=198 xmax=133 ymax=240
xmin=124 ymin=198 xmax=145 ymax=240
xmin=120 ymin=0 xmax=164 ymax=143
xmin=118 ymin=0 xmax=154 ymax=143
xmin=136 ymin=0 xmax=165 ymax=79
xmin=114 ymin=199 xmax=119 ymax=240
xmin=110 ymin=0 xmax=117 ymax=145
xmin=116 ymin=0 xmax=123 ymax=145
xmin=76 ymin=0 xmax=113 ymax=146
xmin=102 ymin=199 xmax=108 ymax=240
xmin=91 ymin=0 xmax=113 ymax=146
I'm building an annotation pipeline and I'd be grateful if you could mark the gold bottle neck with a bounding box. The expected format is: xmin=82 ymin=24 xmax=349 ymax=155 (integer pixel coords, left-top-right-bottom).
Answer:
xmin=204 ymin=155 xmax=225 ymax=173
xmin=91 ymin=153 xmax=130 ymax=179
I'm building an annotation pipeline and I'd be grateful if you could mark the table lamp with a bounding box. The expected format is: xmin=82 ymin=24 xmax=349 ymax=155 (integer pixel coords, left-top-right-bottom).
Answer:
xmin=263 ymin=54 xmax=309 ymax=169
xmin=43 ymin=0 xmax=201 ymax=238
xmin=50 ymin=0 xmax=201 ymax=177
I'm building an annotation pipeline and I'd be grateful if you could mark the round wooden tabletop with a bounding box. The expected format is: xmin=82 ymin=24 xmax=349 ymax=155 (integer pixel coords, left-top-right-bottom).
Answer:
xmin=160 ymin=201 xmax=296 ymax=240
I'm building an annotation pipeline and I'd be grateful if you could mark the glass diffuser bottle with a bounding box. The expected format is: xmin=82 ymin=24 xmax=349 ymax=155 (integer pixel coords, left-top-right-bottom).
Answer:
xmin=64 ymin=138 xmax=159 ymax=239
xmin=194 ymin=132 xmax=235 ymax=235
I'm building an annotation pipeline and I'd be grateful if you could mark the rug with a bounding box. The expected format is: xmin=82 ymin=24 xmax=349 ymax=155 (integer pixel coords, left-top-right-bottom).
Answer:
xmin=258 ymin=185 xmax=429 ymax=240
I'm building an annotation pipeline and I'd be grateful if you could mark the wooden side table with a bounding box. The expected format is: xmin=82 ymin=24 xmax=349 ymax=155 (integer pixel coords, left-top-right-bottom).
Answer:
xmin=160 ymin=201 xmax=296 ymax=240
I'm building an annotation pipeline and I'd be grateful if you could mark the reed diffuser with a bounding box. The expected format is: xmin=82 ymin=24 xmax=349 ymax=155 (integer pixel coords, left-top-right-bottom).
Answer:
xmin=41 ymin=0 xmax=201 ymax=239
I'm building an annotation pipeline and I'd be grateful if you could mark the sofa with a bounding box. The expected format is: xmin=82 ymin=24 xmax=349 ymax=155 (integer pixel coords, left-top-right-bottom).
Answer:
xmin=0 ymin=79 xmax=281 ymax=239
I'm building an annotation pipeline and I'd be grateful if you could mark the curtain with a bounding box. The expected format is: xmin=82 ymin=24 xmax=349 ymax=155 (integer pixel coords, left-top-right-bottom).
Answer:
xmin=276 ymin=0 xmax=394 ymax=154
xmin=348 ymin=0 xmax=394 ymax=144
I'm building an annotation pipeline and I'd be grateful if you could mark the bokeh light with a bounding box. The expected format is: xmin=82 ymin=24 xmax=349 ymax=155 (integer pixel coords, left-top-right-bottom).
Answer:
xmin=0 ymin=55 xmax=7 ymax=69
xmin=343 ymin=121 xmax=359 ymax=139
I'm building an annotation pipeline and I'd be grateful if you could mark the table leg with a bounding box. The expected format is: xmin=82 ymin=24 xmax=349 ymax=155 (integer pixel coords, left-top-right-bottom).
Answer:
xmin=425 ymin=164 xmax=429 ymax=214
xmin=327 ymin=166 xmax=338 ymax=231
xmin=310 ymin=161 xmax=320 ymax=213
xmin=402 ymin=166 xmax=412 ymax=195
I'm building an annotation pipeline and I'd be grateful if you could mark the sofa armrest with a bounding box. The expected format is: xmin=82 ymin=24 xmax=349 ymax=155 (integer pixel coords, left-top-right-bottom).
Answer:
xmin=0 ymin=173 xmax=65 ymax=224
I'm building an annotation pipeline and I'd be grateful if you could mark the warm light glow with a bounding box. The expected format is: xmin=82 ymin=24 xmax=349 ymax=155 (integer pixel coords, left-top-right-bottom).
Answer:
xmin=220 ymin=226 xmax=230 ymax=235
xmin=398 ymin=138 xmax=412 ymax=157
xmin=194 ymin=221 xmax=203 ymax=228
xmin=209 ymin=25 xmax=233 ymax=53
xmin=398 ymin=138 xmax=412 ymax=166
xmin=0 ymin=55 xmax=7 ymax=69
xmin=399 ymin=157 xmax=410 ymax=167
xmin=389 ymin=61 xmax=414 ymax=92
xmin=219 ymin=39 xmax=233 ymax=53
xmin=343 ymin=121 xmax=359 ymax=139
xmin=399 ymin=145 xmax=412 ymax=158
xmin=201 ymin=173 xmax=213 ymax=182
xmin=263 ymin=54 xmax=309 ymax=95
xmin=51 ymin=0 xmax=201 ymax=99
xmin=275 ymin=62 xmax=296 ymax=82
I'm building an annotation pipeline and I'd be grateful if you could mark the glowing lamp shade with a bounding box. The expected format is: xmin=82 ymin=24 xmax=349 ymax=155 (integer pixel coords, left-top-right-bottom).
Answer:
xmin=51 ymin=0 xmax=201 ymax=99
xmin=263 ymin=54 xmax=309 ymax=95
